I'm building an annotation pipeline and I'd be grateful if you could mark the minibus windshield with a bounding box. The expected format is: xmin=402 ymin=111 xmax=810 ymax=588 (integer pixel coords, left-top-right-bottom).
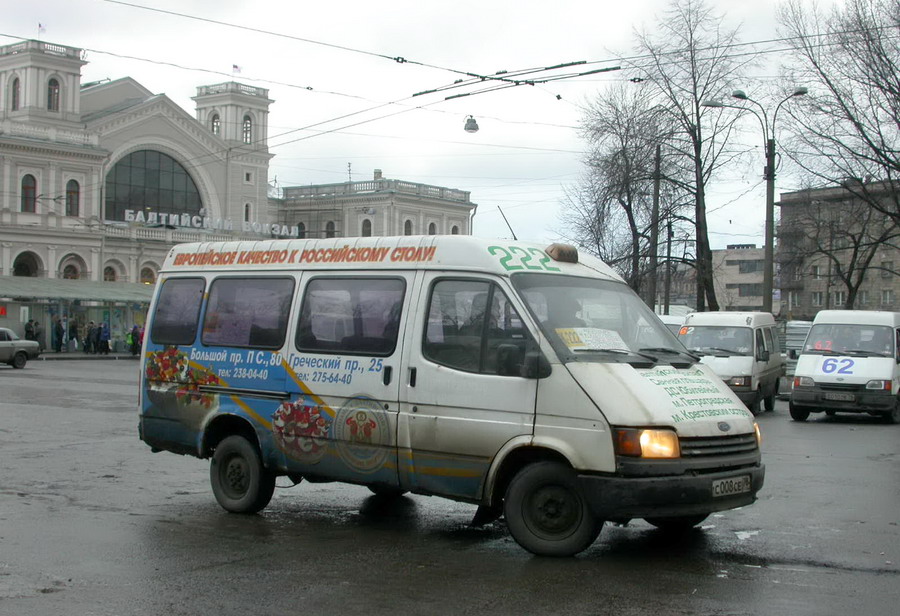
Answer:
xmin=803 ymin=323 xmax=895 ymax=357
xmin=679 ymin=326 xmax=753 ymax=356
xmin=511 ymin=273 xmax=690 ymax=364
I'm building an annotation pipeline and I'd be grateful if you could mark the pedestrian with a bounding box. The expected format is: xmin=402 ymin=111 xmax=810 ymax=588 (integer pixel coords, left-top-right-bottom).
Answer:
xmin=129 ymin=324 xmax=142 ymax=356
xmin=24 ymin=319 xmax=34 ymax=341
xmin=33 ymin=321 xmax=44 ymax=352
xmin=54 ymin=319 xmax=64 ymax=353
xmin=84 ymin=321 xmax=96 ymax=354
xmin=68 ymin=321 xmax=80 ymax=351
xmin=99 ymin=322 xmax=111 ymax=355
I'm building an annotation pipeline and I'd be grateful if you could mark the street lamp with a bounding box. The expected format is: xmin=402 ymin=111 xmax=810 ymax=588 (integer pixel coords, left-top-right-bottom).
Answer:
xmin=702 ymin=86 xmax=808 ymax=313
xmin=464 ymin=115 xmax=479 ymax=133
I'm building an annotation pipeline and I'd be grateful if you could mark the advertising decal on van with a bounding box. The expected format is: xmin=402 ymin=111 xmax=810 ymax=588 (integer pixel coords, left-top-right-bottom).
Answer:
xmin=641 ymin=366 xmax=751 ymax=423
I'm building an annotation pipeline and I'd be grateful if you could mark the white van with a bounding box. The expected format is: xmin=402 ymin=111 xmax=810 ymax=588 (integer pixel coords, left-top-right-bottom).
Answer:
xmin=678 ymin=312 xmax=786 ymax=414
xmin=790 ymin=310 xmax=900 ymax=423
xmin=658 ymin=314 xmax=686 ymax=335
xmin=138 ymin=236 xmax=764 ymax=556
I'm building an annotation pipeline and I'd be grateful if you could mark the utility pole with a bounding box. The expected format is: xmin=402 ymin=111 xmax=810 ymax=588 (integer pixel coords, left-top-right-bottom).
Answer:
xmin=763 ymin=137 xmax=776 ymax=313
xmin=664 ymin=220 xmax=673 ymax=314
xmin=647 ymin=144 xmax=661 ymax=311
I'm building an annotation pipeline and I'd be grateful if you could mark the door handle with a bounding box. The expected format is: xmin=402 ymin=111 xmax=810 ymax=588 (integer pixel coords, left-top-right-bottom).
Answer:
xmin=408 ymin=367 xmax=417 ymax=387
xmin=383 ymin=365 xmax=392 ymax=385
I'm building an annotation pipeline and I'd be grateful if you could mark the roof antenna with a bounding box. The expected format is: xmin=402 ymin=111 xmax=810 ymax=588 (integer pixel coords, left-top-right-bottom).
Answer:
xmin=498 ymin=206 xmax=517 ymax=240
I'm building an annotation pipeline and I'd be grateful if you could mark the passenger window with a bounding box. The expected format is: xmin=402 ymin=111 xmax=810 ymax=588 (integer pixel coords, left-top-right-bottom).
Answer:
xmin=296 ymin=277 xmax=405 ymax=356
xmin=424 ymin=279 xmax=532 ymax=376
xmin=202 ymin=277 xmax=294 ymax=348
xmin=755 ymin=329 xmax=766 ymax=359
xmin=150 ymin=278 xmax=205 ymax=345
xmin=763 ymin=327 xmax=777 ymax=354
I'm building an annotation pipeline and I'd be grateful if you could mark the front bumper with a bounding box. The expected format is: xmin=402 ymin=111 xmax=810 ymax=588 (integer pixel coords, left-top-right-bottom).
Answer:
xmin=791 ymin=387 xmax=895 ymax=413
xmin=578 ymin=461 xmax=765 ymax=521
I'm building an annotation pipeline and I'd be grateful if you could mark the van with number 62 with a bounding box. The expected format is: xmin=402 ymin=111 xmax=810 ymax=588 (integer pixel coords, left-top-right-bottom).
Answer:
xmin=138 ymin=235 xmax=764 ymax=556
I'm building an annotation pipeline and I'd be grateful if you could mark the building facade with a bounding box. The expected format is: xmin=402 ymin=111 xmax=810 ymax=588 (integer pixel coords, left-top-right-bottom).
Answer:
xmin=712 ymin=244 xmax=766 ymax=312
xmin=278 ymin=169 xmax=475 ymax=238
xmin=778 ymin=183 xmax=900 ymax=321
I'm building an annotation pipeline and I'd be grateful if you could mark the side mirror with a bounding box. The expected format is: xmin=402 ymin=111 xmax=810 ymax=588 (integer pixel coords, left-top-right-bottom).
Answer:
xmin=788 ymin=349 xmax=798 ymax=360
xmin=758 ymin=350 xmax=770 ymax=362
xmin=522 ymin=350 xmax=552 ymax=379
xmin=496 ymin=344 xmax=524 ymax=377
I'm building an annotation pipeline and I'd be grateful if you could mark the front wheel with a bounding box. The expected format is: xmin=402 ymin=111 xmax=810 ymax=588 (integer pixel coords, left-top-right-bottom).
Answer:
xmin=789 ymin=402 xmax=810 ymax=422
xmin=210 ymin=435 xmax=276 ymax=513
xmin=884 ymin=401 xmax=900 ymax=424
xmin=11 ymin=352 xmax=27 ymax=369
xmin=645 ymin=514 xmax=708 ymax=533
xmin=503 ymin=461 xmax=602 ymax=557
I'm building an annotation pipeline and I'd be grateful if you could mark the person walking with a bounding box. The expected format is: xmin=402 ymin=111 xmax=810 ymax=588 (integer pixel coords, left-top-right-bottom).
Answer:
xmin=54 ymin=319 xmax=64 ymax=353
xmin=33 ymin=321 xmax=44 ymax=352
xmin=99 ymin=322 xmax=111 ymax=355
xmin=84 ymin=321 xmax=96 ymax=354
xmin=129 ymin=324 xmax=142 ymax=356
xmin=68 ymin=321 xmax=80 ymax=351
xmin=24 ymin=319 xmax=35 ymax=341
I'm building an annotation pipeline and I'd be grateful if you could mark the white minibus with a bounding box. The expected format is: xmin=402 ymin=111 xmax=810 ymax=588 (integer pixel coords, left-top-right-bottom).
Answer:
xmin=138 ymin=236 xmax=764 ymax=556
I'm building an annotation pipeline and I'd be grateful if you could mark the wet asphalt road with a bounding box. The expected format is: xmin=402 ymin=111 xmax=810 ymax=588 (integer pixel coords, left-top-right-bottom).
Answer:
xmin=1 ymin=359 xmax=898 ymax=616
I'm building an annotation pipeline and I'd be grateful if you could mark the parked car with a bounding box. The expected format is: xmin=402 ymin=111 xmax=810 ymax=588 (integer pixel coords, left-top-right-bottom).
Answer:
xmin=0 ymin=327 xmax=41 ymax=368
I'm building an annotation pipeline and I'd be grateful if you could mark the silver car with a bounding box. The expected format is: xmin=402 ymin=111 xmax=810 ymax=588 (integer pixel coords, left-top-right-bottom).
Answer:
xmin=0 ymin=327 xmax=41 ymax=368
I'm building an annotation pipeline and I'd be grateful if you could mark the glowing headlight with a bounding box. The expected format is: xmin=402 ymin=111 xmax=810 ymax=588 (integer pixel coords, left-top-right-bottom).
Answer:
xmin=793 ymin=376 xmax=815 ymax=388
xmin=866 ymin=379 xmax=892 ymax=391
xmin=613 ymin=428 xmax=680 ymax=458
xmin=753 ymin=422 xmax=762 ymax=447
xmin=726 ymin=376 xmax=751 ymax=387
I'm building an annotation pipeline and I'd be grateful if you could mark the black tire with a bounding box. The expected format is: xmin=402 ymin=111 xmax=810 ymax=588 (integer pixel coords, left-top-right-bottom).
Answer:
xmin=825 ymin=410 xmax=837 ymax=417
xmin=763 ymin=393 xmax=776 ymax=412
xmin=503 ymin=461 xmax=601 ymax=557
xmin=884 ymin=401 xmax=900 ymax=424
xmin=210 ymin=435 xmax=275 ymax=513
xmin=367 ymin=484 xmax=408 ymax=497
xmin=11 ymin=352 xmax=27 ymax=369
xmin=645 ymin=514 xmax=708 ymax=533
xmin=789 ymin=402 xmax=810 ymax=422
xmin=748 ymin=393 xmax=761 ymax=415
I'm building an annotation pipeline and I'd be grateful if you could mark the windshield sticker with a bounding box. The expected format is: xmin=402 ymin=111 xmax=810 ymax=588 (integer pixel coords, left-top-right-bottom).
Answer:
xmin=640 ymin=366 xmax=750 ymax=423
xmin=556 ymin=327 xmax=627 ymax=351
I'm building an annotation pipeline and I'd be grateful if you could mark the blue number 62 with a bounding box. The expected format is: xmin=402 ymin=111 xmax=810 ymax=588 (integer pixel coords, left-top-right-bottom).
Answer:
xmin=822 ymin=358 xmax=854 ymax=374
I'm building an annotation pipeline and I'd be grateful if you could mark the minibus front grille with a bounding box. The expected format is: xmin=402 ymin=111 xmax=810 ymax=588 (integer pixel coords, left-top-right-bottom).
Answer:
xmin=679 ymin=433 xmax=758 ymax=457
xmin=819 ymin=383 xmax=864 ymax=392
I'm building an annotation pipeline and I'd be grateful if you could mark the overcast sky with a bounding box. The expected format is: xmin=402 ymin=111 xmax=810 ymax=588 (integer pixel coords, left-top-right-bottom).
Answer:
xmin=5 ymin=0 xmax=824 ymax=248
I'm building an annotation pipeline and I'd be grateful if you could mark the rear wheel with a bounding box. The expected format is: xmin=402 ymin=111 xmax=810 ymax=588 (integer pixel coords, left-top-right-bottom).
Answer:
xmin=11 ymin=352 xmax=27 ymax=369
xmin=645 ymin=514 xmax=708 ymax=533
xmin=789 ymin=402 xmax=810 ymax=422
xmin=748 ymin=393 xmax=761 ymax=415
xmin=210 ymin=435 xmax=275 ymax=513
xmin=504 ymin=461 xmax=601 ymax=557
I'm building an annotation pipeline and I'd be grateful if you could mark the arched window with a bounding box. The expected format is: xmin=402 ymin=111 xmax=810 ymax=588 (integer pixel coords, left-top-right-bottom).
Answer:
xmin=13 ymin=252 xmax=41 ymax=277
xmin=10 ymin=77 xmax=19 ymax=111
xmin=362 ymin=219 xmax=372 ymax=237
xmin=47 ymin=78 xmax=60 ymax=112
xmin=62 ymin=264 xmax=80 ymax=279
xmin=242 ymin=115 xmax=252 ymax=144
xmin=244 ymin=203 xmax=252 ymax=222
xmin=211 ymin=113 xmax=221 ymax=136
xmin=103 ymin=266 xmax=117 ymax=282
xmin=428 ymin=222 xmax=437 ymax=235
xmin=66 ymin=180 xmax=80 ymax=216
xmin=104 ymin=150 xmax=202 ymax=222
xmin=21 ymin=174 xmax=37 ymax=213
xmin=298 ymin=222 xmax=306 ymax=239
xmin=325 ymin=221 xmax=336 ymax=238
xmin=404 ymin=220 xmax=413 ymax=236
xmin=451 ymin=225 xmax=459 ymax=235
xmin=140 ymin=267 xmax=156 ymax=284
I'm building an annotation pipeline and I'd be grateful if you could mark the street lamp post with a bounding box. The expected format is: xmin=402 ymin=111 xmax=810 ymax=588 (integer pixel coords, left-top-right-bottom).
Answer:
xmin=702 ymin=87 xmax=807 ymax=313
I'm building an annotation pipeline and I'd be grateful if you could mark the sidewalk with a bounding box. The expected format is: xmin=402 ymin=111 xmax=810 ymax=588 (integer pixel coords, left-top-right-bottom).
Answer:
xmin=37 ymin=350 xmax=140 ymax=361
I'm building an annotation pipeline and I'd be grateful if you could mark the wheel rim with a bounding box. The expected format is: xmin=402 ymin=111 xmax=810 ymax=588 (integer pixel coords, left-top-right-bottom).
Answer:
xmin=219 ymin=455 xmax=250 ymax=499
xmin=523 ymin=484 xmax=581 ymax=539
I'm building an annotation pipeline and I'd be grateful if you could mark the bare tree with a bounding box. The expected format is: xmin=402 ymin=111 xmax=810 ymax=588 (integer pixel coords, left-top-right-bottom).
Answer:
xmin=779 ymin=0 xmax=900 ymax=221
xmin=628 ymin=0 xmax=750 ymax=310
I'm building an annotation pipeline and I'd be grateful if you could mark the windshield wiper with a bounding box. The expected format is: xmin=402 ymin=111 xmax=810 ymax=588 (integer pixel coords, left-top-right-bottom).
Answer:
xmin=573 ymin=347 xmax=659 ymax=362
xmin=640 ymin=347 xmax=701 ymax=362
xmin=841 ymin=349 xmax=892 ymax=357
xmin=693 ymin=346 xmax=745 ymax=356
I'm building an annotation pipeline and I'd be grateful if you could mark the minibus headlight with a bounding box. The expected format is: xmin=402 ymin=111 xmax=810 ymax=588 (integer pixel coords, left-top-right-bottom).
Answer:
xmin=866 ymin=379 xmax=892 ymax=391
xmin=726 ymin=376 xmax=750 ymax=387
xmin=613 ymin=428 xmax=680 ymax=459
xmin=793 ymin=376 xmax=815 ymax=388
xmin=754 ymin=422 xmax=762 ymax=447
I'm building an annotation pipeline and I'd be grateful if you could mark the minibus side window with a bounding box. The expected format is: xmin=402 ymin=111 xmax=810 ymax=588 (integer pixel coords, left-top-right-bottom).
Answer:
xmin=202 ymin=277 xmax=294 ymax=349
xmin=423 ymin=279 xmax=532 ymax=376
xmin=150 ymin=278 xmax=205 ymax=345
xmin=296 ymin=277 xmax=405 ymax=356
xmin=763 ymin=327 xmax=777 ymax=355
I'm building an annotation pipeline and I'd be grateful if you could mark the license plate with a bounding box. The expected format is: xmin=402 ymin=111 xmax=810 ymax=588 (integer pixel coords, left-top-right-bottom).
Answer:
xmin=712 ymin=475 xmax=751 ymax=498
xmin=824 ymin=392 xmax=854 ymax=402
